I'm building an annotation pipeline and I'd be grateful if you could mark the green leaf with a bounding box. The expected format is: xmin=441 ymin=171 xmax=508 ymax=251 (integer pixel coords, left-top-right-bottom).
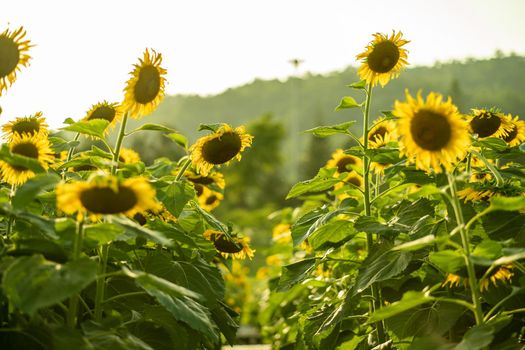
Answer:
xmin=309 ymin=219 xmax=357 ymax=250
xmin=158 ymin=181 xmax=195 ymax=217
xmin=292 ymin=208 xmax=346 ymax=246
xmin=392 ymin=234 xmax=436 ymax=251
xmin=84 ymin=223 xmax=125 ymax=246
xmin=198 ymin=123 xmax=223 ymax=132
xmin=286 ymin=168 xmax=342 ymax=199
xmin=211 ymin=304 xmax=239 ymax=346
xmin=49 ymin=137 xmax=80 ymax=153
xmin=166 ymin=133 xmax=189 ymax=149
xmin=12 ymin=173 xmax=60 ymax=209
xmin=455 ymin=324 xmax=495 ymax=350
xmin=2 ymin=255 xmax=97 ymax=315
xmin=354 ymin=216 xmax=399 ymax=236
xmin=335 ymin=96 xmax=361 ymax=111
xmin=0 ymin=144 xmax=46 ymax=173
xmin=493 ymin=250 xmax=525 ymax=266
xmin=126 ymin=269 xmax=202 ymax=300
xmin=368 ymin=291 xmax=434 ymax=323
xmin=291 ymin=207 xmax=329 ymax=246
xmin=129 ymin=123 xmax=177 ymax=133
xmin=473 ymin=137 xmax=508 ymax=152
xmin=381 ymin=111 xmax=398 ymax=120
xmin=7 ymin=239 xmax=67 ymax=263
xmin=111 ymin=216 xmax=172 ymax=246
xmin=191 ymin=201 xmax=230 ymax=238
xmin=304 ymin=121 xmax=356 ymax=137
xmin=429 ymin=250 xmax=465 ymax=274
xmin=353 ymin=249 xmax=412 ymax=295
xmin=487 ymin=196 xmax=525 ymax=212
xmin=277 ymin=258 xmax=317 ymax=292
xmin=61 ymin=119 xmax=110 ymax=139
xmin=346 ymin=80 xmax=367 ymax=89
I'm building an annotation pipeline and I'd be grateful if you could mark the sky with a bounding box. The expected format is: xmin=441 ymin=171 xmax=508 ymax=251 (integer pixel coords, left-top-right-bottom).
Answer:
xmin=1 ymin=0 xmax=524 ymax=128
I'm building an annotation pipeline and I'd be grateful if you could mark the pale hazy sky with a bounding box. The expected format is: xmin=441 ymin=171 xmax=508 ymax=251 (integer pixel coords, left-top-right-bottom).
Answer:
xmin=1 ymin=0 xmax=524 ymax=128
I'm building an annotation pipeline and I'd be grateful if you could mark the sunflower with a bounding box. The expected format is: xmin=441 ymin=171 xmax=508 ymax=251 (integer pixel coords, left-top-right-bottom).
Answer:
xmin=184 ymin=168 xmax=226 ymax=189
xmin=56 ymin=174 xmax=159 ymax=220
xmin=0 ymin=27 xmax=32 ymax=96
xmin=197 ymin=186 xmax=223 ymax=212
xmin=442 ymin=273 xmax=462 ymax=288
xmin=118 ymin=148 xmax=141 ymax=164
xmin=356 ymin=31 xmax=409 ymax=87
xmin=468 ymin=109 xmax=513 ymax=139
xmin=457 ymin=187 xmax=495 ymax=202
xmin=2 ymin=112 xmax=48 ymax=141
xmin=480 ymin=265 xmax=514 ymax=292
xmin=190 ymin=124 xmax=253 ymax=176
xmin=501 ymin=114 xmax=525 ymax=147
xmin=83 ymin=101 xmax=123 ymax=132
xmin=394 ymin=91 xmax=470 ymax=173
xmin=326 ymin=149 xmax=362 ymax=175
xmin=458 ymin=181 xmax=523 ymax=203
xmin=122 ymin=49 xmax=167 ymax=119
xmin=133 ymin=204 xmax=175 ymax=225
xmin=368 ymin=117 xmax=396 ymax=149
xmin=203 ymin=229 xmax=255 ymax=260
xmin=272 ymin=223 xmax=292 ymax=244
xmin=0 ymin=134 xmax=53 ymax=185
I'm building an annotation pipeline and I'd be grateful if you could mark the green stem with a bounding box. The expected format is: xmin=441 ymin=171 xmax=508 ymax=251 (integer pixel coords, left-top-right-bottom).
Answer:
xmin=94 ymin=244 xmax=110 ymax=322
xmin=67 ymin=219 xmax=84 ymax=328
xmin=66 ymin=133 xmax=81 ymax=163
xmin=103 ymin=291 xmax=148 ymax=304
xmin=447 ymin=173 xmax=484 ymax=325
xmin=111 ymin=112 xmax=129 ymax=175
xmin=466 ymin=152 xmax=472 ymax=174
xmin=362 ymin=83 xmax=386 ymax=343
xmin=175 ymin=157 xmax=192 ymax=182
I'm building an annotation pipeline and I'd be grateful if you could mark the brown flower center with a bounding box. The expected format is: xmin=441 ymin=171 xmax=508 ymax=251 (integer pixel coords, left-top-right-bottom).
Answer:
xmin=205 ymin=194 xmax=218 ymax=205
xmin=87 ymin=105 xmax=116 ymax=123
xmin=212 ymin=234 xmax=243 ymax=253
xmin=335 ymin=156 xmax=356 ymax=173
xmin=11 ymin=119 xmax=40 ymax=135
xmin=134 ymin=65 xmax=161 ymax=104
xmin=202 ymin=131 xmax=242 ymax=165
xmin=367 ymin=41 xmax=400 ymax=73
xmin=193 ymin=184 xmax=204 ymax=197
xmin=80 ymin=185 xmax=138 ymax=214
xmin=11 ymin=142 xmax=38 ymax=171
xmin=0 ymin=36 xmax=20 ymax=77
xmin=410 ymin=109 xmax=451 ymax=151
xmin=347 ymin=176 xmax=362 ymax=187
xmin=369 ymin=126 xmax=388 ymax=142
xmin=470 ymin=112 xmax=501 ymax=138
xmin=188 ymin=175 xmax=214 ymax=185
xmin=503 ymin=125 xmax=517 ymax=143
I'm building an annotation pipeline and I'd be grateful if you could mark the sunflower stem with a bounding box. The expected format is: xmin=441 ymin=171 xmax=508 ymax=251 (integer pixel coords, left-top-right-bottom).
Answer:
xmin=67 ymin=218 xmax=84 ymax=328
xmin=6 ymin=185 xmax=16 ymax=238
xmin=175 ymin=157 xmax=192 ymax=182
xmin=94 ymin=244 xmax=110 ymax=322
xmin=446 ymin=173 xmax=484 ymax=325
xmin=362 ymin=82 xmax=386 ymax=343
xmin=111 ymin=112 xmax=129 ymax=175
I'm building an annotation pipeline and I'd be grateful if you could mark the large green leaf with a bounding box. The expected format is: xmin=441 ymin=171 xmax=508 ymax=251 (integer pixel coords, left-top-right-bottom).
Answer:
xmin=111 ymin=216 xmax=172 ymax=246
xmin=487 ymin=196 xmax=525 ymax=212
xmin=304 ymin=121 xmax=356 ymax=138
xmin=354 ymin=216 xmax=399 ymax=236
xmin=455 ymin=324 xmax=495 ymax=350
xmin=286 ymin=168 xmax=343 ymax=199
xmin=84 ymin=223 xmax=126 ymax=246
xmin=368 ymin=291 xmax=434 ymax=323
xmin=129 ymin=123 xmax=177 ymax=134
xmin=429 ymin=250 xmax=465 ymax=274
xmin=12 ymin=173 xmax=60 ymax=209
xmin=335 ymin=96 xmax=361 ymax=111
xmin=211 ymin=304 xmax=239 ymax=346
xmin=61 ymin=119 xmax=109 ymax=139
xmin=277 ymin=258 xmax=317 ymax=292
xmin=309 ymin=219 xmax=357 ymax=250
xmin=158 ymin=181 xmax=195 ymax=217
xmin=2 ymin=255 xmax=97 ymax=315
xmin=291 ymin=206 xmax=330 ymax=246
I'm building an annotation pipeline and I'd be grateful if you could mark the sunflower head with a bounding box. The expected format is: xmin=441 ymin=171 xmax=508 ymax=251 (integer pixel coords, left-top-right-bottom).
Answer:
xmin=203 ymin=230 xmax=255 ymax=260
xmin=0 ymin=27 xmax=32 ymax=96
xmin=480 ymin=265 xmax=514 ymax=292
xmin=458 ymin=181 xmax=523 ymax=203
xmin=442 ymin=273 xmax=462 ymax=288
xmin=123 ymin=49 xmax=167 ymax=119
xmin=197 ymin=186 xmax=224 ymax=212
xmin=468 ymin=109 xmax=513 ymax=139
xmin=394 ymin=90 xmax=470 ymax=173
xmin=190 ymin=124 xmax=253 ymax=176
xmin=0 ymin=133 xmax=53 ymax=185
xmin=501 ymin=114 xmax=525 ymax=147
xmin=356 ymin=31 xmax=409 ymax=87
xmin=118 ymin=148 xmax=141 ymax=164
xmin=184 ymin=168 xmax=226 ymax=189
xmin=368 ymin=117 xmax=396 ymax=149
xmin=83 ymin=101 xmax=123 ymax=132
xmin=2 ymin=112 xmax=48 ymax=141
xmin=56 ymin=174 xmax=159 ymax=220
xmin=326 ymin=149 xmax=362 ymax=175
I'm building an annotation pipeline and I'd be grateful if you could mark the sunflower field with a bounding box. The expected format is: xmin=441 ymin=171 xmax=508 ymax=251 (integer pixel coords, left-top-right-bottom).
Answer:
xmin=1 ymin=24 xmax=525 ymax=350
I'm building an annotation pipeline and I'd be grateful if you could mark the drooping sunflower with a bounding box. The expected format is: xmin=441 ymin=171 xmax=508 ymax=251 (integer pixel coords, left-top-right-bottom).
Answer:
xmin=326 ymin=149 xmax=362 ymax=175
xmin=468 ymin=109 xmax=513 ymax=139
xmin=0 ymin=134 xmax=54 ymax=185
xmin=203 ymin=229 xmax=255 ymax=260
xmin=501 ymin=114 xmax=525 ymax=147
xmin=190 ymin=124 xmax=253 ymax=176
xmin=2 ymin=112 xmax=48 ymax=141
xmin=356 ymin=31 xmax=409 ymax=87
xmin=56 ymin=174 xmax=159 ymax=220
xmin=83 ymin=101 xmax=123 ymax=132
xmin=458 ymin=181 xmax=523 ymax=203
xmin=394 ymin=91 xmax=470 ymax=173
xmin=184 ymin=168 xmax=226 ymax=189
xmin=479 ymin=265 xmax=514 ymax=292
xmin=133 ymin=204 xmax=176 ymax=225
xmin=118 ymin=148 xmax=141 ymax=164
xmin=122 ymin=49 xmax=167 ymax=119
xmin=197 ymin=186 xmax=224 ymax=212
xmin=0 ymin=27 xmax=32 ymax=96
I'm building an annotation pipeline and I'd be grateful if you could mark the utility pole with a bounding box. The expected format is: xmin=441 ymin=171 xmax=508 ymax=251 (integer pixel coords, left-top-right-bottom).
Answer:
xmin=288 ymin=58 xmax=303 ymax=183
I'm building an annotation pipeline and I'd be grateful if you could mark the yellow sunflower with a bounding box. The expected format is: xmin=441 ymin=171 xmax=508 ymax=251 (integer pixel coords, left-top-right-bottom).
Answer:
xmin=118 ymin=148 xmax=141 ymax=164
xmin=272 ymin=223 xmax=292 ymax=244
xmin=184 ymin=168 xmax=226 ymax=189
xmin=468 ymin=109 xmax=513 ymax=139
xmin=501 ymin=114 xmax=525 ymax=147
xmin=458 ymin=181 xmax=523 ymax=203
xmin=0 ymin=27 xmax=32 ymax=96
xmin=203 ymin=229 xmax=255 ymax=260
xmin=190 ymin=124 xmax=253 ymax=176
xmin=0 ymin=134 xmax=53 ymax=185
xmin=326 ymin=149 xmax=362 ymax=175
xmin=394 ymin=90 xmax=470 ymax=173
xmin=2 ymin=112 xmax=48 ymax=141
xmin=122 ymin=49 xmax=167 ymax=119
xmin=442 ymin=273 xmax=462 ymax=288
xmin=83 ymin=101 xmax=123 ymax=132
xmin=133 ymin=204 xmax=176 ymax=225
xmin=356 ymin=31 xmax=409 ymax=87
xmin=457 ymin=187 xmax=495 ymax=202
xmin=56 ymin=174 xmax=159 ymax=220
xmin=197 ymin=186 xmax=224 ymax=212
xmin=480 ymin=265 xmax=514 ymax=292
xmin=368 ymin=117 xmax=396 ymax=149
